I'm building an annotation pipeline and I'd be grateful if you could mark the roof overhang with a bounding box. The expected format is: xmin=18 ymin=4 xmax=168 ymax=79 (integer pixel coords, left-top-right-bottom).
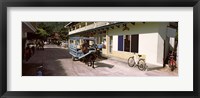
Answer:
xmin=68 ymin=22 xmax=124 ymax=36
xmin=64 ymin=22 xmax=73 ymax=28
xmin=24 ymin=22 xmax=37 ymax=32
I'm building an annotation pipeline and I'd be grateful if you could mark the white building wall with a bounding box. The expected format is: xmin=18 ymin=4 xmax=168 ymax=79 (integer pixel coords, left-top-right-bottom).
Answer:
xmin=70 ymin=22 xmax=168 ymax=66
xmin=107 ymin=22 xmax=164 ymax=66
xmin=139 ymin=33 xmax=159 ymax=65
xmin=113 ymin=35 xmax=118 ymax=51
xmin=169 ymin=37 xmax=175 ymax=48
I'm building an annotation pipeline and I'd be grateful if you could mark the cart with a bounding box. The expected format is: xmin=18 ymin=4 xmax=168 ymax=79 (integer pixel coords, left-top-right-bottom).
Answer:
xmin=69 ymin=37 xmax=98 ymax=68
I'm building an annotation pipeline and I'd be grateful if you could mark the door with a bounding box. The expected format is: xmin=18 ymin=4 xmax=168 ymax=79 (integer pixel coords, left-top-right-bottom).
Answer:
xmin=109 ymin=36 xmax=113 ymax=53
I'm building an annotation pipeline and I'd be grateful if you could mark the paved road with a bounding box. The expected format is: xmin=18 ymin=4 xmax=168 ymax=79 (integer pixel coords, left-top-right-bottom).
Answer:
xmin=24 ymin=44 xmax=178 ymax=76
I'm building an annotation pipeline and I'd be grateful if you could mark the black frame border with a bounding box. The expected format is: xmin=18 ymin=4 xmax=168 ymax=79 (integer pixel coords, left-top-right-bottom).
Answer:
xmin=0 ymin=0 xmax=199 ymax=98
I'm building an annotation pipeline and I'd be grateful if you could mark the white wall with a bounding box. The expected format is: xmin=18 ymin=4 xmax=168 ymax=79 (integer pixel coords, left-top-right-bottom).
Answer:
xmin=107 ymin=22 xmax=164 ymax=66
xmin=113 ymin=35 xmax=118 ymax=51
xmin=139 ymin=33 xmax=159 ymax=65
xmin=90 ymin=22 xmax=169 ymax=66
xmin=169 ymin=37 xmax=175 ymax=48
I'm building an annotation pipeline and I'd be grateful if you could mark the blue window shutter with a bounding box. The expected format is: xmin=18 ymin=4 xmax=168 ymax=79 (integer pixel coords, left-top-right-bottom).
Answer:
xmin=118 ymin=35 xmax=123 ymax=51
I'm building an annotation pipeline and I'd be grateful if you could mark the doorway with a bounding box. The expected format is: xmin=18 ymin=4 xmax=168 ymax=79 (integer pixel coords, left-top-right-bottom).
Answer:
xmin=109 ymin=36 xmax=113 ymax=53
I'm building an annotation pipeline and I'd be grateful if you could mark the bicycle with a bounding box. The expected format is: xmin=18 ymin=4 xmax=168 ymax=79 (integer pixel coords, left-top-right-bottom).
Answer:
xmin=168 ymin=51 xmax=177 ymax=71
xmin=128 ymin=54 xmax=148 ymax=71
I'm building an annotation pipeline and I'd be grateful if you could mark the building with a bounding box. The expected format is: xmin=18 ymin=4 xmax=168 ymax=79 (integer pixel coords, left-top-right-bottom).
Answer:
xmin=65 ymin=22 xmax=178 ymax=66
xmin=22 ymin=22 xmax=37 ymax=39
xmin=22 ymin=22 xmax=37 ymax=60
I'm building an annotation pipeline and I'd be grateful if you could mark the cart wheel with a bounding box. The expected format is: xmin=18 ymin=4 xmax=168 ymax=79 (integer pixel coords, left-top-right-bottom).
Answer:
xmin=170 ymin=62 xmax=176 ymax=71
xmin=72 ymin=56 xmax=75 ymax=61
xmin=171 ymin=66 xmax=175 ymax=71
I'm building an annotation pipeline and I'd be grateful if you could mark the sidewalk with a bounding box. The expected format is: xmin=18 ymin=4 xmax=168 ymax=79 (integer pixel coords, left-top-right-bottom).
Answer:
xmin=99 ymin=56 xmax=178 ymax=74
xmin=103 ymin=56 xmax=162 ymax=70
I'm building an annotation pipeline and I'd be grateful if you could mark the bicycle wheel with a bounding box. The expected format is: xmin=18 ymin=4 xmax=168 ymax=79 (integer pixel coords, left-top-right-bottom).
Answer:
xmin=128 ymin=57 xmax=135 ymax=67
xmin=170 ymin=60 xmax=176 ymax=71
xmin=138 ymin=59 xmax=146 ymax=71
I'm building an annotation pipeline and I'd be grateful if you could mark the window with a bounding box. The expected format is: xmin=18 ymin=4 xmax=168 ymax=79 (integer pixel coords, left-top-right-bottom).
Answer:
xmin=131 ymin=35 xmax=139 ymax=53
xmin=118 ymin=35 xmax=123 ymax=51
xmin=124 ymin=35 xmax=130 ymax=52
xmin=70 ymin=40 xmax=74 ymax=44
xmin=75 ymin=40 xmax=80 ymax=45
xmin=97 ymin=36 xmax=103 ymax=44
xmin=109 ymin=36 xmax=113 ymax=53
xmin=118 ymin=34 xmax=139 ymax=53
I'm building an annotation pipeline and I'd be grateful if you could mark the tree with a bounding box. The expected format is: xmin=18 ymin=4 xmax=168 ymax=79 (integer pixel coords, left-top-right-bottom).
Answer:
xmin=36 ymin=28 xmax=49 ymax=37
xmin=36 ymin=22 xmax=69 ymax=40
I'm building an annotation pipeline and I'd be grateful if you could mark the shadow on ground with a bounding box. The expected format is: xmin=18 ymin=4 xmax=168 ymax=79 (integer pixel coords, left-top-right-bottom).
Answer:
xmin=22 ymin=47 xmax=70 ymax=76
xmin=94 ymin=62 xmax=114 ymax=68
xmin=147 ymin=66 xmax=163 ymax=71
xmin=22 ymin=63 xmax=43 ymax=76
xmin=22 ymin=61 xmax=68 ymax=76
xmin=43 ymin=48 xmax=72 ymax=59
xmin=43 ymin=60 xmax=67 ymax=76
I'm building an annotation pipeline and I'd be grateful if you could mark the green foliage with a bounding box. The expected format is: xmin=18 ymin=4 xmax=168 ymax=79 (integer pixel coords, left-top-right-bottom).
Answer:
xmin=36 ymin=28 xmax=49 ymax=37
xmin=36 ymin=22 xmax=69 ymax=40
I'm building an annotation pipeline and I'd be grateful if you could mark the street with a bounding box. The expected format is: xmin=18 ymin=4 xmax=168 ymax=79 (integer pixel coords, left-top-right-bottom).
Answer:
xmin=22 ymin=44 xmax=178 ymax=76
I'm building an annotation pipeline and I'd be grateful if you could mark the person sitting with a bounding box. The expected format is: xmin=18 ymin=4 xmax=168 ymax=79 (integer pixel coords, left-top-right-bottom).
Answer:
xmin=81 ymin=41 xmax=89 ymax=54
xmin=98 ymin=43 xmax=103 ymax=50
